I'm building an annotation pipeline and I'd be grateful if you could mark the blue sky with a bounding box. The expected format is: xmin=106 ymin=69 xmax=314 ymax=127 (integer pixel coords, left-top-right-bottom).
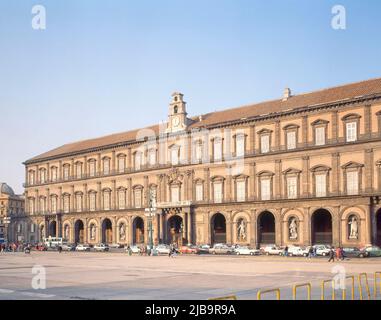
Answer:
xmin=1 ymin=0 xmax=381 ymax=193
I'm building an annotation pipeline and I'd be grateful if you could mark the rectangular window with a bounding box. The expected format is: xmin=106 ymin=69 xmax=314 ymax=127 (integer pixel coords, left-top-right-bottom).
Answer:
xmin=51 ymin=197 xmax=57 ymax=214
xmin=196 ymin=184 xmax=203 ymax=201
xmin=214 ymin=139 xmax=222 ymax=161
xmin=89 ymin=161 xmax=96 ymax=177
xmin=89 ymin=193 xmax=96 ymax=211
xmin=236 ymin=135 xmax=245 ymax=157
xmin=261 ymin=135 xmax=270 ymax=153
xmin=40 ymin=170 xmax=46 ymax=183
xmin=236 ymin=180 xmax=246 ymax=202
xmin=29 ymin=172 xmax=35 ymax=185
xmin=40 ymin=198 xmax=45 ymax=213
xmin=149 ymin=149 xmax=156 ymax=166
xmin=63 ymin=197 xmax=70 ymax=213
xmin=286 ymin=131 xmax=296 ymax=150
xmin=171 ymin=186 xmax=180 ymax=203
xmin=103 ymin=159 xmax=110 ymax=175
xmin=103 ymin=192 xmax=110 ymax=210
xmin=315 ymin=127 xmax=326 ymax=146
xmin=76 ymin=164 xmax=82 ymax=179
xmin=135 ymin=153 xmax=141 ymax=171
xmin=63 ymin=166 xmax=70 ymax=180
xmin=51 ymin=168 xmax=57 ymax=182
xmin=76 ymin=195 xmax=82 ymax=212
xmin=195 ymin=143 xmax=203 ymax=161
xmin=347 ymin=171 xmax=359 ymax=195
xmin=261 ymin=179 xmax=271 ymax=200
xmin=118 ymin=190 xmax=126 ymax=209
xmin=346 ymin=122 xmax=357 ymax=142
xmin=30 ymin=223 xmax=35 ymax=233
xmin=171 ymin=147 xmax=179 ymax=165
xmin=118 ymin=157 xmax=125 ymax=173
xmin=287 ymin=176 xmax=297 ymax=199
xmin=134 ymin=190 xmax=142 ymax=208
xmin=315 ymin=174 xmax=327 ymax=197
xmin=214 ymin=182 xmax=223 ymax=203
xmin=29 ymin=199 xmax=35 ymax=215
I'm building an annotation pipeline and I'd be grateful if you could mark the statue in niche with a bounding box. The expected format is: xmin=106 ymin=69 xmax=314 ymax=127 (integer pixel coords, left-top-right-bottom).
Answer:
xmin=64 ymin=225 xmax=70 ymax=240
xmin=348 ymin=216 xmax=358 ymax=239
xmin=119 ymin=223 xmax=126 ymax=241
xmin=289 ymin=218 xmax=298 ymax=240
xmin=90 ymin=224 xmax=96 ymax=240
xmin=237 ymin=219 xmax=246 ymax=241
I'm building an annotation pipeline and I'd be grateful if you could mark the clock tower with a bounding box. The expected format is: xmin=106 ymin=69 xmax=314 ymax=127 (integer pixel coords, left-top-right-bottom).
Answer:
xmin=166 ymin=92 xmax=188 ymax=133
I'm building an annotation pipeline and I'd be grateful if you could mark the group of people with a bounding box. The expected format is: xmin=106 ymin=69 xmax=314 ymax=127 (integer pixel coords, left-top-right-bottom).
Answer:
xmin=0 ymin=242 xmax=27 ymax=252
xmin=328 ymin=247 xmax=345 ymax=262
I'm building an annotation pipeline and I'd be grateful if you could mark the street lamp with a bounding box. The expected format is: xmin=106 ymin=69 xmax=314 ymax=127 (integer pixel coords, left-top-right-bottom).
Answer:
xmin=144 ymin=189 xmax=156 ymax=256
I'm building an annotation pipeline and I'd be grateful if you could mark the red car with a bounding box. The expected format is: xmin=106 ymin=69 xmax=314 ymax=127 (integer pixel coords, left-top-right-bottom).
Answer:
xmin=180 ymin=245 xmax=200 ymax=254
xmin=34 ymin=244 xmax=48 ymax=251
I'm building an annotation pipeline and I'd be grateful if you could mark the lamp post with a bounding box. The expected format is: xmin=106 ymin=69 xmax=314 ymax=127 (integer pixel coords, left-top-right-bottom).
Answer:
xmin=144 ymin=189 xmax=156 ymax=256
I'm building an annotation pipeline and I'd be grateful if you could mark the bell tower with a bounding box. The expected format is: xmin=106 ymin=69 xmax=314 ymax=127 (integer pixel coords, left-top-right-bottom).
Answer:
xmin=166 ymin=92 xmax=188 ymax=133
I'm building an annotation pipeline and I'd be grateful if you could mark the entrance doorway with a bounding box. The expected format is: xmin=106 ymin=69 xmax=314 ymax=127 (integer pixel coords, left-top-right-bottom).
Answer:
xmin=211 ymin=213 xmax=226 ymax=245
xmin=102 ymin=219 xmax=113 ymax=244
xmin=312 ymin=209 xmax=332 ymax=245
xmin=257 ymin=211 xmax=276 ymax=245
xmin=133 ymin=217 xmax=144 ymax=244
xmin=49 ymin=221 xmax=57 ymax=237
xmin=74 ymin=220 xmax=84 ymax=244
xmin=167 ymin=215 xmax=183 ymax=247
xmin=376 ymin=209 xmax=381 ymax=246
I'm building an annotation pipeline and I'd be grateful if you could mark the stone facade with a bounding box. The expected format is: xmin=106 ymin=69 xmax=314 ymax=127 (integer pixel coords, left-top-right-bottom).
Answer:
xmin=22 ymin=79 xmax=381 ymax=248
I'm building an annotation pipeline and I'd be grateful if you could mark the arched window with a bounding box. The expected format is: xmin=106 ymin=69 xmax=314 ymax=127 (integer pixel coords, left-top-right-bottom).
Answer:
xmin=28 ymin=170 xmax=35 ymax=185
xmin=63 ymin=164 xmax=70 ymax=180
xmin=89 ymin=191 xmax=97 ymax=211
xmin=75 ymin=162 xmax=83 ymax=179
xmin=118 ymin=154 xmax=126 ymax=173
xmin=39 ymin=168 xmax=47 ymax=184
xmin=50 ymin=166 xmax=58 ymax=182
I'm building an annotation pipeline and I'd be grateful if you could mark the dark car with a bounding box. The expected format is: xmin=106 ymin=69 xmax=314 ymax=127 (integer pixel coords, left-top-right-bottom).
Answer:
xmin=360 ymin=246 xmax=381 ymax=257
xmin=342 ymin=247 xmax=368 ymax=258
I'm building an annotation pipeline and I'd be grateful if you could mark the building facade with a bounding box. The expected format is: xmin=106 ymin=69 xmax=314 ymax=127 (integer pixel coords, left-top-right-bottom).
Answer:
xmin=23 ymin=78 xmax=381 ymax=248
xmin=0 ymin=183 xmax=26 ymax=243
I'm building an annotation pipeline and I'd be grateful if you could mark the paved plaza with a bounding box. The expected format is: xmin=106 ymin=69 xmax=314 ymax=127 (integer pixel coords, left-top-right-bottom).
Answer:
xmin=0 ymin=251 xmax=380 ymax=300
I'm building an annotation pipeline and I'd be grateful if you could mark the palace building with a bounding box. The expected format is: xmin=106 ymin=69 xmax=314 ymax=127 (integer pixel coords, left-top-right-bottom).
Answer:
xmin=22 ymin=78 xmax=381 ymax=248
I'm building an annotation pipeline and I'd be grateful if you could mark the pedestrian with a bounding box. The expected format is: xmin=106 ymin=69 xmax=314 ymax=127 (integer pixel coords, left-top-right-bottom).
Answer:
xmin=284 ymin=246 xmax=289 ymax=257
xmin=328 ymin=247 xmax=335 ymax=262
xmin=340 ymin=247 xmax=345 ymax=261
xmin=313 ymin=246 xmax=317 ymax=257
xmin=308 ymin=246 xmax=314 ymax=259
xmin=336 ymin=247 xmax=341 ymax=261
xmin=58 ymin=245 xmax=62 ymax=253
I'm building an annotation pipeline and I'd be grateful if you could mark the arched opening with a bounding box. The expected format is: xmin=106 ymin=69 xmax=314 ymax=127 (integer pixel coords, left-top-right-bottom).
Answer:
xmin=74 ymin=220 xmax=84 ymax=244
xmin=49 ymin=221 xmax=57 ymax=237
xmin=211 ymin=213 xmax=226 ymax=245
xmin=311 ymin=209 xmax=332 ymax=245
xmin=167 ymin=215 xmax=184 ymax=246
xmin=258 ymin=211 xmax=276 ymax=245
xmin=39 ymin=225 xmax=45 ymax=242
xmin=133 ymin=217 xmax=144 ymax=244
xmin=102 ymin=218 xmax=113 ymax=244
xmin=376 ymin=209 xmax=381 ymax=246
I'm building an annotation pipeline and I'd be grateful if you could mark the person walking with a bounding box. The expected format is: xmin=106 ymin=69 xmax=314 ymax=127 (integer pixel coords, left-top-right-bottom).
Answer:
xmin=313 ymin=246 xmax=317 ymax=257
xmin=284 ymin=246 xmax=289 ymax=257
xmin=340 ymin=247 xmax=345 ymax=261
xmin=308 ymin=246 xmax=314 ymax=259
xmin=335 ymin=247 xmax=341 ymax=261
xmin=328 ymin=247 xmax=335 ymax=262
xmin=58 ymin=245 xmax=62 ymax=253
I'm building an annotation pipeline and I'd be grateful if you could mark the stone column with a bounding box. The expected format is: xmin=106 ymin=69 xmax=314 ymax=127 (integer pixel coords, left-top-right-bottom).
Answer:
xmin=302 ymin=156 xmax=310 ymax=197
xmin=365 ymin=205 xmax=372 ymax=245
xmin=46 ymin=188 xmax=50 ymax=213
xmin=249 ymin=124 xmax=256 ymax=154
xmin=127 ymin=178 xmax=132 ymax=208
xmin=275 ymin=160 xmax=282 ymax=199
xmin=250 ymin=209 xmax=257 ymax=248
xmin=59 ymin=160 xmax=63 ymax=181
xmin=70 ymin=185 xmax=75 ymax=212
xmin=84 ymin=156 xmax=88 ymax=176
xmin=331 ymin=153 xmax=340 ymax=196
xmin=364 ymin=104 xmax=372 ymax=139
xmin=204 ymin=168 xmax=210 ymax=203
xmin=302 ymin=115 xmax=308 ymax=147
xmin=71 ymin=158 xmax=75 ymax=177
xmin=274 ymin=120 xmax=281 ymax=151
xmin=275 ymin=209 xmax=282 ymax=246
xmin=97 ymin=153 xmax=102 ymax=174
xmin=83 ymin=183 xmax=88 ymax=211
xmin=226 ymin=166 xmax=232 ymax=202
xmin=331 ymin=110 xmax=338 ymax=143
xmin=364 ymin=149 xmax=374 ymax=193
xmin=83 ymin=218 xmax=88 ymax=244
xmin=187 ymin=211 xmax=192 ymax=244
xmin=97 ymin=182 xmax=102 ymax=210
xmin=225 ymin=212 xmax=233 ymax=245
xmin=112 ymin=180 xmax=117 ymax=210
xmin=35 ymin=189 xmax=40 ymax=213
xmin=143 ymin=176 xmax=149 ymax=207
xmin=377 ymin=162 xmax=381 ymax=192
xmin=58 ymin=187 xmax=63 ymax=212
xmin=47 ymin=162 xmax=50 ymax=182
xmin=128 ymin=216 xmax=134 ymax=245
xmin=249 ymin=162 xmax=256 ymax=200
xmin=112 ymin=150 xmax=116 ymax=173
xmin=127 ymin=148 xmax=132 ymax=170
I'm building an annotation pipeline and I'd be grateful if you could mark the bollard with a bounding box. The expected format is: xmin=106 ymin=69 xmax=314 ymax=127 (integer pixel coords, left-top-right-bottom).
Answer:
xmin=292 ymin=283 xmax=312 ymax=300
xmin=257 ymin=288 xmax=280 ymax=300
xmin=208 ymin=295 xmax=237 ymax=300
xmin=321 ymin=279 xmax=335 ymax=300
xmin=374 ymin=272 xmax=381 ymax=299
xmin=358 ymin=273 xmax=371 ymax=300
xmin=342 ymin=275 xmax=355 ymax=300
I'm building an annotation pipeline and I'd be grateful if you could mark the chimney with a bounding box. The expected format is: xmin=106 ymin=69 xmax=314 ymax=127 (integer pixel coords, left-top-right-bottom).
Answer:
xmin=283 ymin=87 xmax=291 ymax=101
xmin=199 ymin=115 xmax=203 ymax=122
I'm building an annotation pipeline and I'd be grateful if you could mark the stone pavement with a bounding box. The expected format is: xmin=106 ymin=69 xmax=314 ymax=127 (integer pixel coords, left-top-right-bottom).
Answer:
xmin=0 ymin=251 xmax=380 ymax=300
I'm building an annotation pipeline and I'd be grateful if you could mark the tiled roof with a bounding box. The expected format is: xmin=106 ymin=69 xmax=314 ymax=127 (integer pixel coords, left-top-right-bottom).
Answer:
xmin=26 ymin=77 xmax=381 ymax=163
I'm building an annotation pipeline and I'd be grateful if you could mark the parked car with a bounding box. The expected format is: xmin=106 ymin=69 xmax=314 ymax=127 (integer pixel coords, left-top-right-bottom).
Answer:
xmin=234 ymin=246 xmax=260 ymax=256
xmin=313 ymin=245 xmax=331 ymax=256
xmin=262 ymin=246 xmax=284 ymax=256
xmin=360 ymin=246 xmax=381 ymax=257
xmin=93 ymin=243 xmax=110 ymax=252
xmin=125 ymin=245 xmax=141 ymax=254
xmin=342 ymin=247 xmax=368 ymax=258
xmin=75 ymin=244 xmax=91 ymax=252
xmin=155 ymin=244 xmax=171 ymax=255
xmin=61 ymin=243 xmax=75 ymax=251
xmin=287 ymin=246 xmax=305 ymax=257
xmin=109 ymin=243 xmax=123 ymax=249
xmin=198 ymin=245 xmax=211 ymax=254
xmin=209 ymin=244 xmax=233 ymax=255
xmin=34 ymin=243 xmax=48 ymax=251
xmin=180 ymin=245 xmax=200 ymax=254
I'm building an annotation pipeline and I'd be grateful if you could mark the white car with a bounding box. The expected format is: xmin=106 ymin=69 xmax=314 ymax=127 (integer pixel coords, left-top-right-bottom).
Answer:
xmin=93 ymin=243 xmax=109 ymax=252
xmin=262 ymin=246 xmax=284 ymax=256
xmin=75 ymin=244 xmax=91 ymax=252
xmin=314 ymin=245 xmax=331 ymax=256
xmin=287 ymin=246 xmax=304 ymax=257
xmin=155 ymin=245 xmax=171 ymax=255
xmin=234 ymin=246 xmax=260 ymax=256
xmin=125 ymin=245 xmax=141 ymax=254
xmin=109 ymin=243 xmax=123 ymax=249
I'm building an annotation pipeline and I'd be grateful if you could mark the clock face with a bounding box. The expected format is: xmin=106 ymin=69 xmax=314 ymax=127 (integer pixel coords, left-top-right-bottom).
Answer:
xmin=172 ymin=116 xmax=180 ymax=127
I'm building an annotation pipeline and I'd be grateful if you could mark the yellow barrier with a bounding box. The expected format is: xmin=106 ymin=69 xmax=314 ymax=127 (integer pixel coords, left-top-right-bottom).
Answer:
xmin=321 ymin=279 xmax=335 ymax=300
xmin=208 ymin=295 xmax=237 ymax=300
xmin=358 ymin=273 xmax=371 ymax=300
xmin=257 ymin=288 xmax=280 ymax=300
xmin=342 ymin=276 xmax=355 ymax=300
xmin=374 ymin=272 xmax=381 ymax=299
xmin=293 ymin=283 xmax=311 ymax=300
